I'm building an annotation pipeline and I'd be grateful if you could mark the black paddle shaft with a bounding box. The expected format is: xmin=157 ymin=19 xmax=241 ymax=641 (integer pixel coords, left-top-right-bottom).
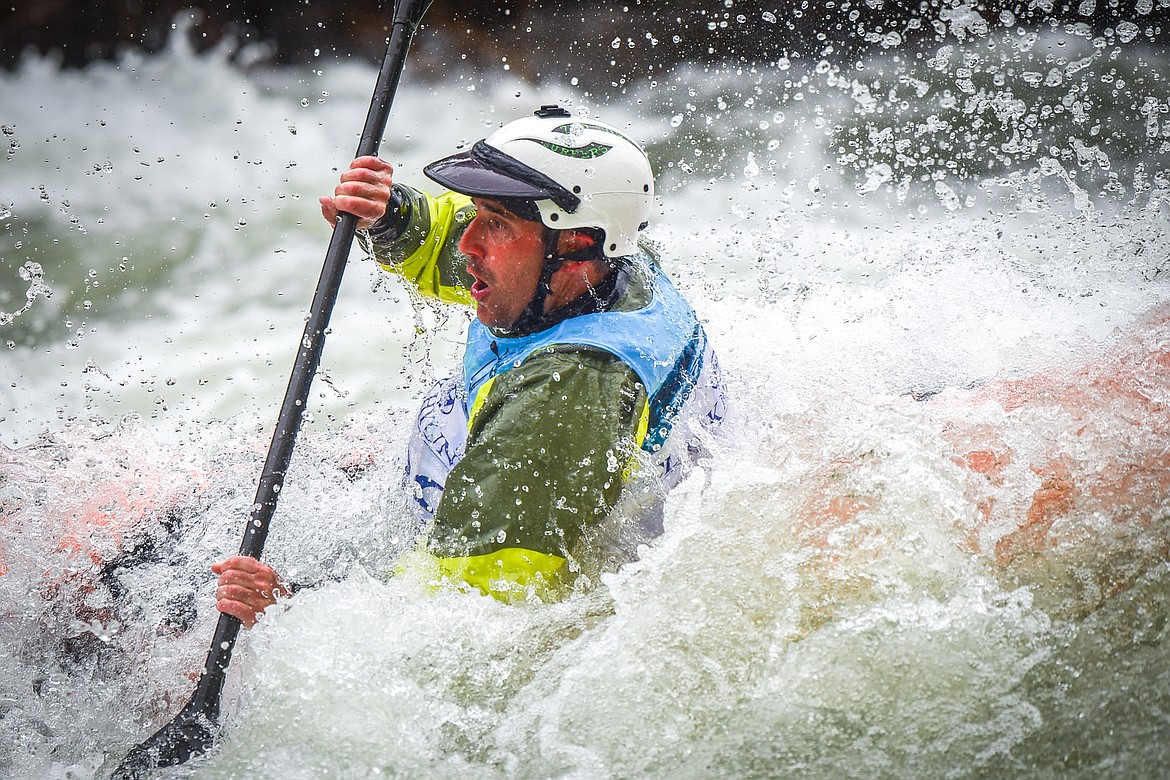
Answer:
xmin=112 ymin=1 xmax=432 ymax=775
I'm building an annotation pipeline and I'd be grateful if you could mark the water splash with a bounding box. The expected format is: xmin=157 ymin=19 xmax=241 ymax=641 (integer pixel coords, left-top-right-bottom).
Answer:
xmin=0 ymin=261 xmax=52 ymax=326
xmin=1 ymin=7 xmax=1169 ymax=779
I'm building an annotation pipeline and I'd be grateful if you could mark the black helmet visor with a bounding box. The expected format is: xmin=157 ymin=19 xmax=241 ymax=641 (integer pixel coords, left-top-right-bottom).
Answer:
xmin=423 ymin=140 xmax=581 ymax=214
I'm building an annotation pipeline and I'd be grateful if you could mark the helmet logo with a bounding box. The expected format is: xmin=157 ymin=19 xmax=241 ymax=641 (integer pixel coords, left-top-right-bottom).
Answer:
xmin=532 ymin=139 xmax=612 ymax=160
xmin=551 ymin=122 xmax=638 ymax=146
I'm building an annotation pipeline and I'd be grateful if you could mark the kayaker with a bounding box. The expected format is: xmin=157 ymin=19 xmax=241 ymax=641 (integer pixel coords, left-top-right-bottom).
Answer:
xmin=213 ymin=105 xmax=728 ymax=625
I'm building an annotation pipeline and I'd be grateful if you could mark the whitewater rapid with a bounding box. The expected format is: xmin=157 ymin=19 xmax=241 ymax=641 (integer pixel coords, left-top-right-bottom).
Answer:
xmin=2 ymin=12 xmax=1169 ymax=779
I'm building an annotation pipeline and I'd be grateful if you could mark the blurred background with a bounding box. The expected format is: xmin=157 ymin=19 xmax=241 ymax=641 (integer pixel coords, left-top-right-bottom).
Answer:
xmin=7 ymin=1 xmax=1169 ymax=80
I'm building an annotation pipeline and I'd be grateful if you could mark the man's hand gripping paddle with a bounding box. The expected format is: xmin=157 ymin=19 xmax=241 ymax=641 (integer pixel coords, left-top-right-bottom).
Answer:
xmin=109 ymin=1 xmax=433 ymax=775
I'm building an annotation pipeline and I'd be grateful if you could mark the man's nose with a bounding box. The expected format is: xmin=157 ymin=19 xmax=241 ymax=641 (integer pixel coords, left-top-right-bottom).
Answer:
xmin=458 ymin=220 xmax=482 ymax=259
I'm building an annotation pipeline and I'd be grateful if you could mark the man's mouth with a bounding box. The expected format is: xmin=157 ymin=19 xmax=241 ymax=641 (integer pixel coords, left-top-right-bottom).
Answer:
xmin=469 ymin=272 xmax=490 ymax=301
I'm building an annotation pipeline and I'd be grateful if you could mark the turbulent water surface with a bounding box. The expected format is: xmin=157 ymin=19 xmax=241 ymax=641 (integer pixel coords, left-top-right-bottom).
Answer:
xmin=2 ymin=8 xmax=1169 ymax=779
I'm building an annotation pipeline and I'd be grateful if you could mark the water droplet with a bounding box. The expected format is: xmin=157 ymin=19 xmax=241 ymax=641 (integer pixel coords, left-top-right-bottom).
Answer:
xmin=21 ymin=263 xmax=43 ymax=282
xmin=1115 ymin=21 xmax=1140 ymax=43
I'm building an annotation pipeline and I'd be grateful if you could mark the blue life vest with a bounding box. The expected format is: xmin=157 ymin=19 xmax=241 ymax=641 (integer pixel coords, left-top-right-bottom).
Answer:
xmin=462 ymin=259 xmax=709 ymax=452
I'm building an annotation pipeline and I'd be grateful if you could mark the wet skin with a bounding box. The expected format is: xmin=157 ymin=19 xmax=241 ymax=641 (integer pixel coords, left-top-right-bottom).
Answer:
xmin=459 ymin=198 xmax=550 ymax=330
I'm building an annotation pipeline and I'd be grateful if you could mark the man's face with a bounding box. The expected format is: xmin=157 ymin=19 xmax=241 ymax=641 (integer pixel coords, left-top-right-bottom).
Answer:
xmin=459 ymin=198 xmax=547 ymax=330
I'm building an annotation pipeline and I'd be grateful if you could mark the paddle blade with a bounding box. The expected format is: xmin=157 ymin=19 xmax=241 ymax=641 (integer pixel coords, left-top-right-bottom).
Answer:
xmin=110 ymin=700 xmax=217 ymax=779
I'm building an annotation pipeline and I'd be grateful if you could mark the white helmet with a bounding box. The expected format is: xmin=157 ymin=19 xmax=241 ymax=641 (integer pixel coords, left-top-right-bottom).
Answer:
xmin=424 ymin=105 xmax=654 ymax=258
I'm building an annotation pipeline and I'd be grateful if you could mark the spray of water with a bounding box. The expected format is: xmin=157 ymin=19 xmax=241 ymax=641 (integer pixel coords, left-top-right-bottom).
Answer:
xmin=1 ymin=8 xmax=1169 ymax=779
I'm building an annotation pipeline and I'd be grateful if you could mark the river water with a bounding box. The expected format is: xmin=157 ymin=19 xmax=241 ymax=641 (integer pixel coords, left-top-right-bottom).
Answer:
xmin=2 ymin=10 xmax=1169 ymax=779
